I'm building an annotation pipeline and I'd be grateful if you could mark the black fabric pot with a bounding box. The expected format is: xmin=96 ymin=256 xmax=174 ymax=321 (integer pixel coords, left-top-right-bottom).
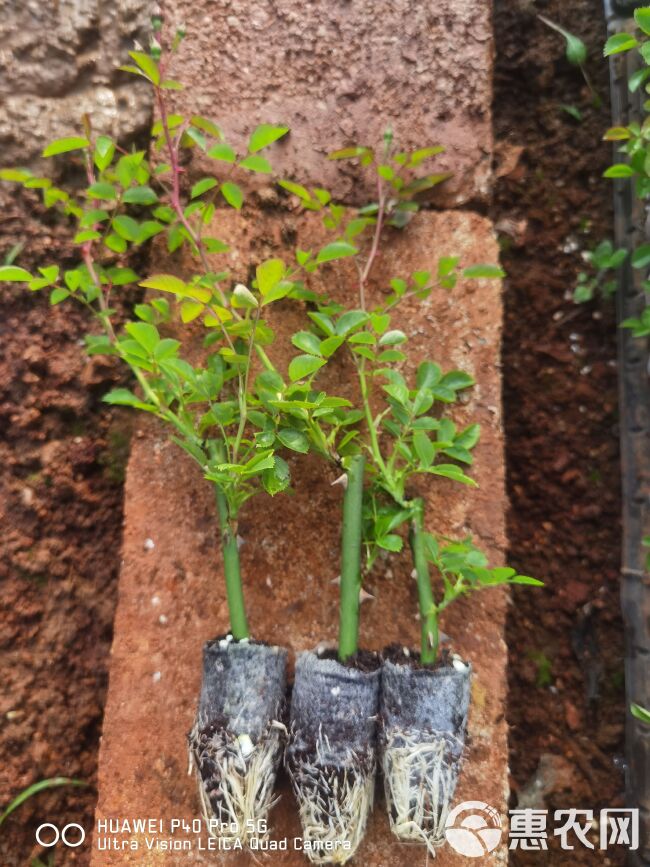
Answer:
xmin=188 ymin=638 xmax=287 ymax=844
xmin=380 ymin=657 xmax=472 ymax=852
xmin=286 ymin=650 xmax=381 ymax=864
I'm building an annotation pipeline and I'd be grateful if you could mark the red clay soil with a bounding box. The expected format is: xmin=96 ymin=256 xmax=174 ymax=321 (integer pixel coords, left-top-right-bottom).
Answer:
xmin=494 ymin=1 xmax=626 ymax=864
xmin=0 ymin=187 xmax=139 ymax=866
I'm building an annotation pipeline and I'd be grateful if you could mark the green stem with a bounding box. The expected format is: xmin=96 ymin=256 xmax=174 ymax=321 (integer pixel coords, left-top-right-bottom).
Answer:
xmin=212 ymin=447 xmax=249 ymax=640
xmin=409 ymin=498 xmax=439 ymax=665
xmin=338 ymin=454 xmax=365 ymax=661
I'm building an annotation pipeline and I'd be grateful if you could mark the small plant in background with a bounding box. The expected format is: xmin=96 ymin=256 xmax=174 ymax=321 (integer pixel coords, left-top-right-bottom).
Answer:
xmin=538 ymin=15 xmax=600 ymax=107
xmin=574 ymin=240 xmax=628 ymax=302
xmin=0 ymin=778 xmax=85 ymax=831
xmin=599 ymin=8 xmax=650 ymax=335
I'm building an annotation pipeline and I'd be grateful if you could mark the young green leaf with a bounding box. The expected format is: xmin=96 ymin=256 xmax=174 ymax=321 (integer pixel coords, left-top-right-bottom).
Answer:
xmin=221 ymin=181 xmax=243 ymax=209
xmin=634 ymin=8 xmax=650 ymax=36
xmin=316 ymin=241 xmax=358 ymax=264
xmin=0 ymin=265 xmax=33 ymax=282
xmin=248 ymin=124 xmax=289 ymax=153
xmin=463 ymin=264 xmax=505 ymax=279
xmin=603 ymin=33 xmax=638 ymax=56
xmin=239 ymin=155 xmax=273 ymax=174
xmin=42 ymin=136 xmax=90 ymax=158
xmin=288 ymin=354 xmax=326 ymax=381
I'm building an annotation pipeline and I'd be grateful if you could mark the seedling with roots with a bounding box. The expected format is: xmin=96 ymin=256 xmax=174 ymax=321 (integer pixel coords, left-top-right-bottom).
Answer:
xmin=276 ymin=136 xmax=540 ymax=857
xmin=0 ymin=20 xmax=355 ymax=848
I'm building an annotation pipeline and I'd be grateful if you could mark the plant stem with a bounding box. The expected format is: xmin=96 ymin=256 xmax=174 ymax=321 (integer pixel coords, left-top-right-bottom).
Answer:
xmin=338 ymin=454 xmax=365 ymax=661
xmin=212 ymin=447 xmax=249 ymax=640
xmin=409 ymin=498 xmax=439 ymax=664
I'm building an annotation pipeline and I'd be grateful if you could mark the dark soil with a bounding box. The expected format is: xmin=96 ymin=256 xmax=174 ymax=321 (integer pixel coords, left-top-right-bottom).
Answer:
xmin=317 ymin=647 xmax=382 ymax=673
xmin=494 ymin=1 xmax=625 ymax=863
xmin=381 ymin=643 xmax=454 ymax=671
xmin=0 ymin=187 xmax=139 ymax=866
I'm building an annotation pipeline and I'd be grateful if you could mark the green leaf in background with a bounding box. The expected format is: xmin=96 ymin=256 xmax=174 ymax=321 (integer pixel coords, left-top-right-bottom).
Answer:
xmin=277 ymin=428 xmax=310 ymax=453
xmin=0 ymin=265 xmax=33 ymax=282
xmin=316 ymin=241 xmax=358 ymax=264
xmin=603 ymin=33 xmax=638 ymax=57
xmin=128 ymin=51 xmax=160 ymax=84
xmin=288 ymin=354 xmax=326 ymax=381
xmin=462 ymin=264 xmax=506 ymax=279
xmin=221 ymin=181 xmax=243 ymax=209
xmin=634 ymin=7 xmax=650 ymax=36
xmin=632 ymin=703 xmax=650 ymax=724
xmin=42 ymin=136 xmax=90 ymax=158
xmin=0 ymin=778 xmax=85 ymax=828
xmin=248 ymin=124 xmax=289 ymax=153
xmin=603 ymin=164 xmax=635 ymax=178
xmin=239 ymin=155 xmax=273 ymax=174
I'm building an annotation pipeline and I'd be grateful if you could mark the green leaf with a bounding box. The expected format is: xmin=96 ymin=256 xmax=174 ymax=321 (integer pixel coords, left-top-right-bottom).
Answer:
xmin=239 ymin=155 xmax=273 ymax=174
xmin=0 ymin=778 xmax=85 ymax=829
xmin=509 ymin=575 xmax=544 ymax=586
xmin=635 ymin=8 xmax=650 ymax=35
xmin=112 ymin=215 xmax=140 ymax=241
xmin=263 ymin=456 xmax=290 ymax=495
xmin=125 ymin=322 xmax=159 ymax=354
xmin=292 ymin=331 xmax=322 ymax=356
xmin=377 ymin=534 xmax=403 ymax=553
xmin=316 ymin=241 xmax=358 ymax=264
xmin=413 ymin=430 xmax=435 ymax=468
xmin=441 ymin=370 xmax=475 ymax=390
xmin=632 ymin=244 xmax=650 ymax=268
xmin=128 ymin=50 xmax=160 ymax=84
xmin=140 ymin=274 xmax=187 ymax=295
xmin=416 ymin=361 xmax=442 ymax=389
xmin=191 ymin=177 xmax=218 ymax=198
xmin=207 ymin=143 xmax=237 ymax=163
xmin=289 ymin=354 xmax=326 ymax=381
xmin=232 ymin=283 xmax=258 ymax=308
xmin=278 ymin=179 xmax=312 ymax=201
xmin=426 ymin=464 xmax=477 ymax=486
xmin=42 ymin=136 xmax=90 ymax=158
xmin=256 ymin=258 xmax=285 ymax=296
xmin=123 ymin=186 xmax=158 ymax=205
xmin=631 ymin=703 xmax=650 ymax=724
xmin=94 ymin=135 xmax=115 ymax=171
xmin=221 ymin=181 xmax=243 ymax=209
xmin=603 ymin=163 xmax=635 ymax=178
xmin=336 ymin=310 xmax=368 ymax=336
xmin=86 ymin=182 xmax=117 ymax=200
xmin=49 ymin=287 xmax=70 ymax=305
xmin=277 ymin=428 xmax=309 ymax=453
xmin=248 ymin=124 xmax=289 ymax=153
xmin=378 ymin=329 xmax=406 ymax=346
xmin=462 ymin=264 xmax=505 ymax=279
xmin=603 ymin=33 xmax=638 ymax=56
xmin=102 ymin=388 xmax=157 ymax=411
xmin=104 ymin=234 xmax=127 ymax=253
xmin=0 ymin=265 xmax=33 ymax=282
xmin=180 ymin=301 xmax=205 ymax=323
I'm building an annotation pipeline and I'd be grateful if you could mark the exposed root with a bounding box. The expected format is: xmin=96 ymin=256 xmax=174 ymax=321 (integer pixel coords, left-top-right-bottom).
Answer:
xmin=287 ymin=732 xmax=375 ymax=865
xmin=188 ymin=719 xmax=284 ymax=845
xmin=381 ymin=728 xmax=465 ymax=856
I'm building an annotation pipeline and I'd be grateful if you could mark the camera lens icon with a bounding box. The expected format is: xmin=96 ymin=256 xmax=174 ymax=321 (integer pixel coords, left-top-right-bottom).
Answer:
xmin=445 ymin=801 xmax=503 ymax=857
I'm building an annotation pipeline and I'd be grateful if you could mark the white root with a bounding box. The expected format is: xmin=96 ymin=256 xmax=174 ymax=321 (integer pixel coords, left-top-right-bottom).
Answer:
xmin=188 ymin=719 xmax=283 ymax=845
xmin=288 ymin=732 xmax=375 ymax=865
xmin=381 ymin=728 xmax=464 ymax=856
